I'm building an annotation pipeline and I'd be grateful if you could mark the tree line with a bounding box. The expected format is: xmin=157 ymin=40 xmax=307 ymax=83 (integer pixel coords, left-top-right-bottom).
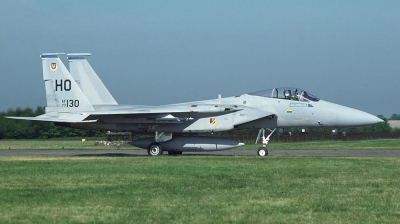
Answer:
xmin=0 ymin=107 xmax=396 ymax=140
xmin=389 ymin=114 xmax=400 ymax=120
xmin=0 ymin=107 xmax=104 ymax=139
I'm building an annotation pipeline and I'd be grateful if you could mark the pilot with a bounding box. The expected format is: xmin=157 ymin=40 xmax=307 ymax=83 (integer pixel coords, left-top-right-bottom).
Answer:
xmin=292 ymin=89 xmax=298 ymax=100
xmin=284 ymin=90 xmax=291 ymax=99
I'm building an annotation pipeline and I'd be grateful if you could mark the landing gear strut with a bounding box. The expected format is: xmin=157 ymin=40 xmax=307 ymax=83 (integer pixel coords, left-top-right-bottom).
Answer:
xmin=147 ymin=132 xmax=173 ymax=156
xmin=255 ymin=128 xmax=276 ymax=157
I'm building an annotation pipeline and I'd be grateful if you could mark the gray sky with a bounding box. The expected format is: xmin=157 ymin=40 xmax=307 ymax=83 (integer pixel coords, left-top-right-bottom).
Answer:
xmin=0 ymin=1 xmax=399 ymax=117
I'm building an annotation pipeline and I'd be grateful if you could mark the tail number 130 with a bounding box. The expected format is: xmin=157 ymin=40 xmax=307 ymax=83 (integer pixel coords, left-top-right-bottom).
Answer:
xmin=62 ymin=99 xmax=79 ymax=107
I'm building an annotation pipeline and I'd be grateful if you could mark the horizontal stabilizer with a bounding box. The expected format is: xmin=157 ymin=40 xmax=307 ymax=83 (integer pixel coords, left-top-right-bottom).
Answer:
xmin=6 ymin=113 xmax=97 ymax=123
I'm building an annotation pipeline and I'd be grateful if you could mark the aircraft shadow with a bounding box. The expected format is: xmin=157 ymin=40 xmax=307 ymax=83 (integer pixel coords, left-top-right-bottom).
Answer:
xmin=73 ymin=153 xmax=140 ymax=157
xmin=72 ymin=152 xmax=232 ymax=157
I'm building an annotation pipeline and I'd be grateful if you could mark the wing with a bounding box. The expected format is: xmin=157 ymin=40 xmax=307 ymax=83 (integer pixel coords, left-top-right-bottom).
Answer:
xmin=5 ymin=104 xmax=243 ymax=123
xmin=83 ymin=104 xmax=244 ymax=123
xmin=6 ymin=103 xmax=275 ymax=126
xmin=84 ymin=104 xmax=275 ymax=126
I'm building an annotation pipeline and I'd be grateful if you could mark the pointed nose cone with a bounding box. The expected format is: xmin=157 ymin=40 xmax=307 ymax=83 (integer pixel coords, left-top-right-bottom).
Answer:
xmin=336 ymin=108 xmax=383 ymax=126
xmin=318 ymin=101 xmax=383 ymax=127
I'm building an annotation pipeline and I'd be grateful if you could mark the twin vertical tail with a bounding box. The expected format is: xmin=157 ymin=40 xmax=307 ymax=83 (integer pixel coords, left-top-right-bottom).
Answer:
xmin=41 ymin=53 xmax=95 ymax=113
xmin=67 ymin=54 xmax=118 ymax=106
xmin=6 ymin=53 xmax=114 ymax=123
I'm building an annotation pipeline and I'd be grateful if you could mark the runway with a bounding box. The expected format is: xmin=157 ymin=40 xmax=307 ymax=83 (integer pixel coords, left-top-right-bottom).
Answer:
xmin=1 ymin=149 xmax=400 ymax=157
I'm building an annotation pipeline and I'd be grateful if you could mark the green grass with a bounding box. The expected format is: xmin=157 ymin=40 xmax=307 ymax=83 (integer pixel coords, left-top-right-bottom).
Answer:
xmin=253 ymin=138 xmax=400 ymax=150
xmin=0 ymin=139 xmax=138 ymax=150
xmin=0 ymin=157 xmax=400 ymax=223
xmin=1 ymin=138 xmax=400 ymax=150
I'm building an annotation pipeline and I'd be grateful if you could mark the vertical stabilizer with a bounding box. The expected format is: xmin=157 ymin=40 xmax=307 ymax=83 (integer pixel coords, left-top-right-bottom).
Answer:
xmin=41 ymin=53 xmax=95 ymax=113
xmin=67 ymin=53 xmax=118 ymax=105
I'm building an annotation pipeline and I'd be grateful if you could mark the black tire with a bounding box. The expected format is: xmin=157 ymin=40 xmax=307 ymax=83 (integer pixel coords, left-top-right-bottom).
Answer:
xmin=257 ymin=147 xmax=268 ymax=156
xmin=148 ymin=143 xmax=163 ymax=156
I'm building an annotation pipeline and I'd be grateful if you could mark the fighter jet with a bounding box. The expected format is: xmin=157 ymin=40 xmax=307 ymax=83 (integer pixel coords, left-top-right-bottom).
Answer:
xmin=6 ymin=53 xmax=383 ymax=156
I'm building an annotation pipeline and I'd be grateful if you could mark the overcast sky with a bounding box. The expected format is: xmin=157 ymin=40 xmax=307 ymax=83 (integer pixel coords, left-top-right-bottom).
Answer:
xmin=0 ymin=1 xmax=399 ymax=117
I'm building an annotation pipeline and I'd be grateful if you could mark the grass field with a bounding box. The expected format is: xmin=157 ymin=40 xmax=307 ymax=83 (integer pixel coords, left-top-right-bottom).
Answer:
xmin=0 ymin=138 xmax=136 ymax=150
xmin=1 ymin=156 xmax=400 ymax=223
xmin=1 ymin=138 xmax=400 ymax=150
xmin=0 ymin=138 xmax=399 ymax=223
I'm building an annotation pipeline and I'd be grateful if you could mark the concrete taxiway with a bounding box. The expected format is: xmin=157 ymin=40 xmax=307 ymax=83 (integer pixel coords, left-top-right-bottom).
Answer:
xmin=1 ymin=149 xmax=400 ymax=157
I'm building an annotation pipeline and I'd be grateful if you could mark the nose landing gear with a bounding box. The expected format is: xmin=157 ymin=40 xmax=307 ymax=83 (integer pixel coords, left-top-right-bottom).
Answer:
xmin=255 ymin=128 xmax=276 ymax=157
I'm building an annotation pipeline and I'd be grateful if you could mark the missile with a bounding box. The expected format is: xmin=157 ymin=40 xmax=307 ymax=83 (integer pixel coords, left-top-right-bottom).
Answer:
xmin=130 ymin=136 xmax=244 ymax=151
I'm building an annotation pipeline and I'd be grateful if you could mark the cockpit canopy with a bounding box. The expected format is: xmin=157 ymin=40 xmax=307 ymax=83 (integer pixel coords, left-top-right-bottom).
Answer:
xmin=249 ymin=87 xmax=320 ymax=102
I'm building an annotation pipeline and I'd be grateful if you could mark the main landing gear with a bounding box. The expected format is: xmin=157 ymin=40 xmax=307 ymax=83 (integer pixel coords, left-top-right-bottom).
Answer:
xmin=147 ymin=132 xmax=182 ymax=156
xmin=255 ymin=128 xmax=276 ymax=157
xmin=148 ymin=143 xmax=163 ymax=156
xmin=147 ymin=132 xmax=171 ymax=156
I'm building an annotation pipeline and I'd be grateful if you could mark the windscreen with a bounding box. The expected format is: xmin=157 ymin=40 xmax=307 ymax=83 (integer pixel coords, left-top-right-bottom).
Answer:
xmin=249 ymin=87 xmax=320 ymax=102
